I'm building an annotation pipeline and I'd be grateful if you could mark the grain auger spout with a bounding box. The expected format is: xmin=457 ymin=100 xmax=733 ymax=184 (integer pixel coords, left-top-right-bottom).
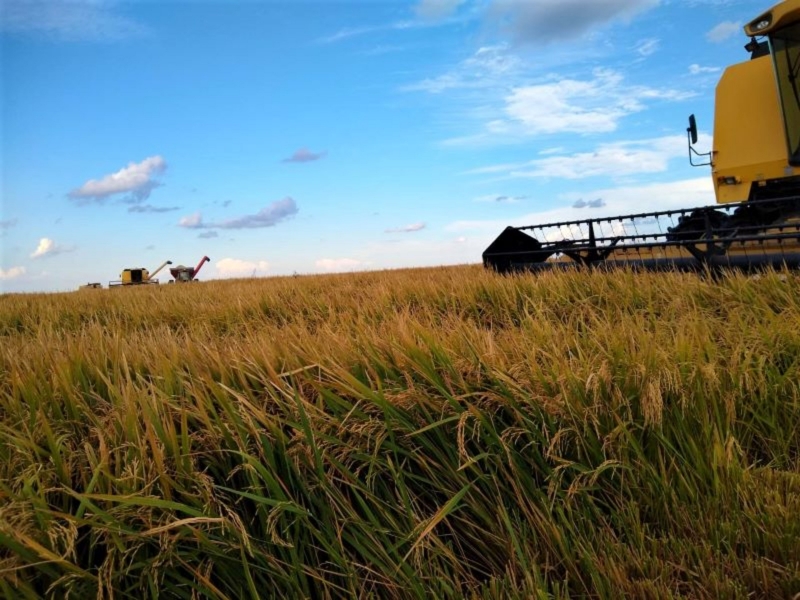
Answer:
xmin=484 ymin=0 xmax=800 ymax=274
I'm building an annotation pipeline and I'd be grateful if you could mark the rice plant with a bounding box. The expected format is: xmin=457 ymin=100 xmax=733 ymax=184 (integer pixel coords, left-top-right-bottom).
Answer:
xmin=1 ymin=265 xmax=799 ymax=599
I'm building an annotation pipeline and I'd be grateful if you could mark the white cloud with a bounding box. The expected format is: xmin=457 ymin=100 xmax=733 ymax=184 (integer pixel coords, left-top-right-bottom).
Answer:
xmin=415 ymin=0 xmax=464 ymax=21
xmin=315 ymin=258 xmax=367 ymax=272
xmin=410 ymin=48 xmax=691 ymax=147
xmin=69 ymin=156 xmax=166 ymax=204
xmin=0 ymin=266 xmax=26 ymax=280
xmin=477 ymin=134 xmax=703 ymax=180
xmin=385 ymin=222 xmax=426 ymax=233
xmin=30 ymin=237 xmax=75 ymax=259
xmin=215 ymin=258 xmax=270 ymax=278
xmin=500 ymin=69 xmax=692 ymax=136
xmin=689 ymin=64 xmax=720 ymax=75
xmin=1 ymin=0 xmax=147 ymax=42
xmin=489 ymin=0 xmax=660 ymax=44
xmin=442 ymin=69 xmax=693 ymax=146
xmin=706 ymin=21 xmax=741 ymax=43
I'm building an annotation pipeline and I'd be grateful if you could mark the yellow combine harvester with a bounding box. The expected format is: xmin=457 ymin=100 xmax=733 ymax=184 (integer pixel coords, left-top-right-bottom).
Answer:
xmin=109 ymin=260 xmax=172 ymax=287
xmin=483 ymin=0 xmax=800 ymax=273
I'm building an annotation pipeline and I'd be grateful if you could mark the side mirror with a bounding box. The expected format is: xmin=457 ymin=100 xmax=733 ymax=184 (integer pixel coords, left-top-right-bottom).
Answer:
xmin=687 ymin=114 xmax=698 ymax=145
xmin=686 ymin=114 xmax=712 ymax=167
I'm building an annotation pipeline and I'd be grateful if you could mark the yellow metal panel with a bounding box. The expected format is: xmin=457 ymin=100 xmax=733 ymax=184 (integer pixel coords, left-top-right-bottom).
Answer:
xmin=712 ymin=55 xmax=796 ymax=202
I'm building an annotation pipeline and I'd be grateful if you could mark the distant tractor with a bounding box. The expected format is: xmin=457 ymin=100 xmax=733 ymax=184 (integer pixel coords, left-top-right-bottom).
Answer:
xmin=170 ymin=256 xmax=210 ymax=283
xmin=79 ymin=282 xmax=103 ymax=290
xmin=109 ymin=260 xmax=172 ymax=287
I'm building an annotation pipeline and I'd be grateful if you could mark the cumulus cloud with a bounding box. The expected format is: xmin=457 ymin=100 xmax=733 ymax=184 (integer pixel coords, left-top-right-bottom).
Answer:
xmin=467 ymin=134 xmax=700 ymax=180
xmin=215 ymin=258 xmax=270 ymax=278
xmin=385 ymin=222 xmax=426 ymax=233
xmin=0 ymin=266 xmax=26 ymax=280
xmin=282 ymin=148 xmax=327 ymax=163
xmin=489 ymin=0 xmax=659 ymax=44
xmin=30 ymin=237 xmax=75 ymax=259
xmin=0 ymin=218 xmax=18 ymax=230
xmin=1 ymin=0 xmax=147 ymax=42
xmin=706 ymin=21 xmax=741 ymax=43
xmin=573 ymin=198 xmax=606 ymax=208
xmin=128 ymin=204 xmax=180 ymax=213
xmin=69 ymin=156 xmax=166 ymax=204
xmin=415 ymin=0 xmax=465 ymax=21
xmin=315 ymin=258 xmax=366 ymax=272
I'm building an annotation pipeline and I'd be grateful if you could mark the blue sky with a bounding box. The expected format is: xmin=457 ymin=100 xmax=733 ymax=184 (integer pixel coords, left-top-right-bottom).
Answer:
xmin=1 ymin=0 xmax=770 ymax=292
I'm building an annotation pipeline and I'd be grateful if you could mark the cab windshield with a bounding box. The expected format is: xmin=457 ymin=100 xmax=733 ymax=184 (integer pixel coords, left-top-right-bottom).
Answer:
xmin=771 ymin=22 xmax=800 ymax=165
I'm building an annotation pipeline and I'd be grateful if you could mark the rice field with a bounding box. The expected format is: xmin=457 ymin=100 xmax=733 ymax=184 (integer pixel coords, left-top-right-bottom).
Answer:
xmin=1 ymin=265 xmax=799 ymax=599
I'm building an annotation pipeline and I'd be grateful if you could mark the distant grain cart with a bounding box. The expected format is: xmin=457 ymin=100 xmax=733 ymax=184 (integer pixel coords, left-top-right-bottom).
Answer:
xmin=169 ymin=256 xmax=210 ymax=283
xmin=109 ymin=260 xmax=172 ymax=287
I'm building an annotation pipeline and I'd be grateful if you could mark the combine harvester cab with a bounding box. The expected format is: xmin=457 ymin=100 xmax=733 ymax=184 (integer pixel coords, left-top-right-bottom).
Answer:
xmin=483 ymin=0 xmax=800 ymax=274
xmin=169 ymin=256 xmax=210 ymax=283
